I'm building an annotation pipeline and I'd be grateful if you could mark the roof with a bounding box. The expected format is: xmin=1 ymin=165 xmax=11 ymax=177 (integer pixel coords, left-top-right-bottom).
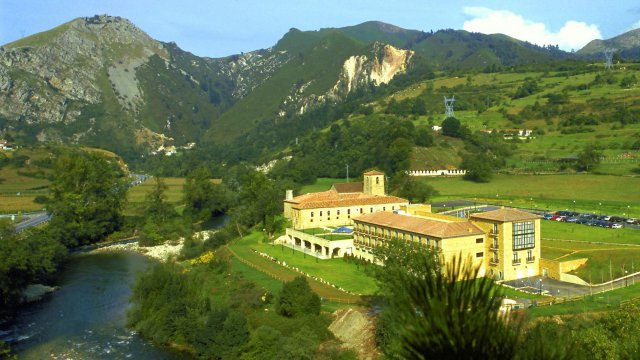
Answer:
xmin=353 ymin=212 xmax=485 ymax=239
xmin=285 ymin=189 xmax=407 ymax=210
xmin=470 ymin=208 xmax=541 ymax=222
xmin=331 ymin=182 xmax=363 ymax=193
xmin=363 ymin=170 xmax=385 ymax=176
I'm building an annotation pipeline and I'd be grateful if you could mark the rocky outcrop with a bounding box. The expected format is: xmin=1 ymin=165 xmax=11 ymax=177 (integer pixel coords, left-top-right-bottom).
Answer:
xmin=207 ymin=48 xmax=292 ymax=99
xmin=281 ymin=43 xmax=413 ymax=116
xmin=0 ymin=15 xmax=167 ymax=138
xmin=330 ymin=43 xmax=413 ymax=100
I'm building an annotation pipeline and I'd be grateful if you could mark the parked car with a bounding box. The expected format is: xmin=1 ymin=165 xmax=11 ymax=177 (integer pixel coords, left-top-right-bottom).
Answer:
xmin=610 ymin=223 xmax=623 ymax=229
xmin=565 ymin=217 xmax=579 ymax=223
xmin=543 ymin=214 xmax=555 ymax=220
xmin=602 ymin=215 xmax=612 ymax=221
xmin=627 ymin=218 xmax=638 ymax=224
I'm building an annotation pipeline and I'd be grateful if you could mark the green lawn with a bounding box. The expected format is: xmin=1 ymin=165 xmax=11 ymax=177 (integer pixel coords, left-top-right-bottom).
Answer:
xmin=542 ymin=221 xmax=640 ymax=245
xmin=426 ymin=174 xmax=640 ymax=217
xmin=229 ymin=231 xmax=378 ymax=295
xmin=298 ymin=178 xmax=342 ymax=194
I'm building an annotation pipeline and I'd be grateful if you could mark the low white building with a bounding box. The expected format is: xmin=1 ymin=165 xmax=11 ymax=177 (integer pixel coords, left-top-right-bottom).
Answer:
xmin=408 ymin=169 xmax=466 ymax=177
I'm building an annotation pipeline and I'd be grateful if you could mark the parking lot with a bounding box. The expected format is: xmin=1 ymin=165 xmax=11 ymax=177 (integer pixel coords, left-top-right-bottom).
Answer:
xmin=542 ymin=210 xmax=640 ymax=230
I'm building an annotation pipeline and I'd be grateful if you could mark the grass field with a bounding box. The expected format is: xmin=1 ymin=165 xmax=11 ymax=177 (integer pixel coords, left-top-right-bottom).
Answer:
xmin=540 ymin=220 xmax=640 ymax=282
xmin=125 ymin=177 xmax=187 ymax=215
xmin=298 ymin=177 xmax=342 ymax=194
xmin=426 ymin=174 xmax=640 ymax=217
xmin=229 ymin=231 xmax=377 ymax=295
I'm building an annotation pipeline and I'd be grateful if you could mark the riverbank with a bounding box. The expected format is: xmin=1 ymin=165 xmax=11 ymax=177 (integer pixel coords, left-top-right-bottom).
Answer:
xmin=89 ymin=230 xmax=216 ymax=262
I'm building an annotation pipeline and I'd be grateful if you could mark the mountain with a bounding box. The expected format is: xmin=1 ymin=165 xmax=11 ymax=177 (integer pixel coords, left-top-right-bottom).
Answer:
xmin=578 ymin=28 xmax=640 ymax=59
xmin=0 ymin=16 xmax=571 ymax=160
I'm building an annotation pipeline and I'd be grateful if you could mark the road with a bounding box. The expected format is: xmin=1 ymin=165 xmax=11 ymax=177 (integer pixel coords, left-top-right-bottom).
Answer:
xmin=10 ymin=174 xmax=148 ymax=233
xmin=14 ymin=212 xmax=52 ymax=232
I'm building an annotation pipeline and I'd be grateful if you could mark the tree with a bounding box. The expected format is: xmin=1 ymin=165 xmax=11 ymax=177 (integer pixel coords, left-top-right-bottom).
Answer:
xmin=277 ymin=276 xmax=320 ymax=318
xmin=414 ymin=127 xmax=434 ymax=147
xmin=47 ymin=150 xmax=127 ymax=246
xmin=575 ymin=144 xmax=601 ymax=172
xmin=183 ymin=167 xmax=228 ymax=222
xmin=144 ymin=176 xmax=175 ymax=223
xmin=462 ymin=152 xmax=494 ymax=183
xmin=0 ymin=221 xmax=65 ymax=318
xmin=372 ymin=239 xmax=520 ymax=359
xmin=441 ymin=117 xmax=461 ymax=137
xmin=393 ymin=173 xmax=438 ymax=203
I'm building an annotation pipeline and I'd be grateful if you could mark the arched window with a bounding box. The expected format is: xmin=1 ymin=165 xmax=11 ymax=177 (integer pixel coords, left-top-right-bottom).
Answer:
xmin=376 ymin=177 xmax=380 ymax=184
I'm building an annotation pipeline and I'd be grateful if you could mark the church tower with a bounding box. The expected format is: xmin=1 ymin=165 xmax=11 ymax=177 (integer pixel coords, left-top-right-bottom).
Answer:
xmin=363 ymin=170 xmax=385 ymax=196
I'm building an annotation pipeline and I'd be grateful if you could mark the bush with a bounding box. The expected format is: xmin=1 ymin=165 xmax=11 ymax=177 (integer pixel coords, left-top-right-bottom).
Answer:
xmin=277 ymin=276 xmax=320 ymax=318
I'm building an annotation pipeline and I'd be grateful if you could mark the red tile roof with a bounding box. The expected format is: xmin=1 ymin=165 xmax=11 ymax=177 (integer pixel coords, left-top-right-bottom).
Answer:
xmin=286 ymin=189 xmax=407 ymax=210
xmin=353 ymin=212 xmax=485 ymax=239
xmin=331 ymin=182 xmax=364 ymax=193
xmin=470 ymin=208 xmax=541 ymax=222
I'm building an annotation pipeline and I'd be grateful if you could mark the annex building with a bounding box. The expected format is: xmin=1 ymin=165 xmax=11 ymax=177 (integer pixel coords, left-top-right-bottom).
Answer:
xmin=352 ymin=208 xmax=541 ymax=281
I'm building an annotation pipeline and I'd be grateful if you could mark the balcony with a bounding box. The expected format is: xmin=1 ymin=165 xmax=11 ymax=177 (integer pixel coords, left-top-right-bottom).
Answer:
xmin=489 ymin=243 xmax=499 ymax=251
xmin=526 ymin=256 xmax=536 ymax=263
xmin=512 ymin=258 xmax=522 ymax=266
xmin=489 ymin=258 xmax=499 ymax=266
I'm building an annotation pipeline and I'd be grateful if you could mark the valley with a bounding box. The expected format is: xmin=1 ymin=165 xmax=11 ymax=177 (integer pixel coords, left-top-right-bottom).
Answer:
xmin=1 ymin=10 xmax=640 ymax=360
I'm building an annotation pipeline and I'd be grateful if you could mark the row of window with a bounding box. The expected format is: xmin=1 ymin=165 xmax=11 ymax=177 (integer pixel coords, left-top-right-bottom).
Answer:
xmin=310 ymin=206 xmax=395 ymax=218
xmin=492 ymin=250 xmax=535 ymax=265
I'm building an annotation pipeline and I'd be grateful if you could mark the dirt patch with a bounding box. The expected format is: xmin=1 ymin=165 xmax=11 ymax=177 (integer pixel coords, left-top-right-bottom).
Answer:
xmin=328 ymin=308 xmax=379 ymax=360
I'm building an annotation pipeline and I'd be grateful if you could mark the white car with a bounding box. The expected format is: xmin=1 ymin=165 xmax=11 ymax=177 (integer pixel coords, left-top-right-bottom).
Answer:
xmin=627 ymin=218 xmax=637 ymax=224
xmin=610 ymin=223 xmax=623 ymax=229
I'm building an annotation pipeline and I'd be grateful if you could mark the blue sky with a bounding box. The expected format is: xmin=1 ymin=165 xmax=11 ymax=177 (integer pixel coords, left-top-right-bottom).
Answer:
xmin=2 ymin=0 xmax=640 ymax=57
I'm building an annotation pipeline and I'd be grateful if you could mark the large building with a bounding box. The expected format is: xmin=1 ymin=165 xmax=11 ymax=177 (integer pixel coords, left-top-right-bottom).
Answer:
xmin=283 ymin=171 xmax=408 ymax=229
xmin=352 ymin=208 xmax=541 ymax=281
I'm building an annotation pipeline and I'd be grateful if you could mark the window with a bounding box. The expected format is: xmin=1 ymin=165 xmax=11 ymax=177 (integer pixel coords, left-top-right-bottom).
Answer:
xmin=347 ymin=209 xmax=351 ymax=215
xmin=376 ymin=177 xmax=380 ymax=185
xmin=512 ymin=221 xmax=535 ymax=250
xmin=493 ymin=223 xmax=499 ymax=233
xmin=320 ymin=211 xmax=323 ymax=216
xmin=383 ymin=207 xmax=386 ymax=211
xmin=476 ymin=252 xmax=483 ymax=258
xmin=513 ymin=252 xmax=519 ymax=261
xmin=310 ymin=211 xmax=314 ymax=217
xmin=327 ymin=210 xmax=330 ymax=216
xmin=476 ymin=238 xmax=483 ymax=244
xmin=360 ymin=208 xmax=363 ymax=213
xmin=527 ymin=250 xmax=533 ymax=260
xmin=337 ymin=210 xmax=340 ymax=215
xmin=392 ymin=206 xmax=395 ymax=210
xmin=370 ymin=207 xmax=373 ymax=213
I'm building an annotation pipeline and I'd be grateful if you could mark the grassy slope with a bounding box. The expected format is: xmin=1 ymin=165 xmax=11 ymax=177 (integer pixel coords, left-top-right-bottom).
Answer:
xmin=382 ymin=68 xmax=640 ymax=175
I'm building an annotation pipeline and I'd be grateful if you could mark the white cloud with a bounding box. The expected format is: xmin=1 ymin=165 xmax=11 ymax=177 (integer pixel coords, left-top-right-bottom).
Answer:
xmin=462 ymin=7 xmax=602 ymax=51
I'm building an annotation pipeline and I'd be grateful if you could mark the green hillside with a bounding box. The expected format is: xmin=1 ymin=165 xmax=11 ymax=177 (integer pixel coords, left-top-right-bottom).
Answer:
xmin=206 ymin=30 xmax=366 ymax=143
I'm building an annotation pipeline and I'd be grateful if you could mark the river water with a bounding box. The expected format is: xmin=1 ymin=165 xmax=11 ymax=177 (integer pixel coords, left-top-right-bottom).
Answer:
xmin=6 ymin=252 xmax=188 ymax=359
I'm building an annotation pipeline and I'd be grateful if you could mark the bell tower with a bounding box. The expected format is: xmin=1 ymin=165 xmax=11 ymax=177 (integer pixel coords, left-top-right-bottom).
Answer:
xmin=363 ymin=170 xmax=385 ymax=196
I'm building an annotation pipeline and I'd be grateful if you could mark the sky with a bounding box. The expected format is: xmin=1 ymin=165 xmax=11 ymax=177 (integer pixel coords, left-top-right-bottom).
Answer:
xmin=1 ymin=1 xmax=640 ymax=58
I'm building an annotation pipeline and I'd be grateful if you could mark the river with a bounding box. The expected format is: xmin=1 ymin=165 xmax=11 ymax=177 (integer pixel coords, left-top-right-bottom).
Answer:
xmin=5 ymin=251 xmax=188 ymax=359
